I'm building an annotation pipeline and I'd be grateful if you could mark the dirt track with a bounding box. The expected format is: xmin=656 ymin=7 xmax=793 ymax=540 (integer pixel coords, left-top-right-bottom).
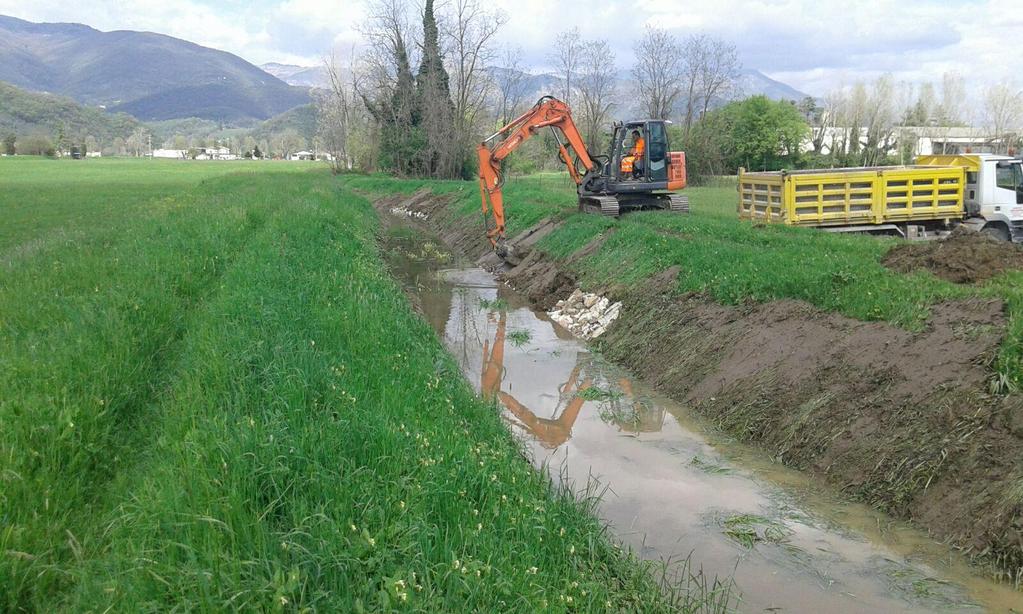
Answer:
xmin=376 ymin=189 xmax=1023 ymax=582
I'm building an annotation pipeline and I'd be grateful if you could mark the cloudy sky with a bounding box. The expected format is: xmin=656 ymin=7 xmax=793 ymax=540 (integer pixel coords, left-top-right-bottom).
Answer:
xmin=1 ymin=0 xmax=1018 ymax=96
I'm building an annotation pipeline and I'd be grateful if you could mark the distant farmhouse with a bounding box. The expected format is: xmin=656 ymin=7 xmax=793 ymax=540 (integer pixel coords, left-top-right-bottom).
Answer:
xmin=152 ymin=149 xmax=188 ymax=159
xmin=151 ymin=147 xmax=238 ymax=161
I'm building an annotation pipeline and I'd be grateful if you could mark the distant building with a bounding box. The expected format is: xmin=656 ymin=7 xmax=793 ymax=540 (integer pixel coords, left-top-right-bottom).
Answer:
xmin=288 ymin=150 xmax=315 ymax=161
xmin=897 ymin=126 xmax=1010 ymax=156
xmin=802 ymin=126 xmax=1011 ymax=160
xmin=86 ymin=151 xmax=102 ymax=158
xmin=195 ymin=146 xmax=238 ymax=161
xmin=153 ymin=148 xmax=188 ymax=159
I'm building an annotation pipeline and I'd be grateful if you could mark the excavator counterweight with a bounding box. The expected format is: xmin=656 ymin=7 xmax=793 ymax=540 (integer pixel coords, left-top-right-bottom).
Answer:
xmin=476 ymin=95 xmax=689 ymax=253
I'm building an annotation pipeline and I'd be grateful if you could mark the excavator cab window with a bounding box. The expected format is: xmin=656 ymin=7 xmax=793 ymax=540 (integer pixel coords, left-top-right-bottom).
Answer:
xmin=617 ymin=125 xmax=647 ymax=181
xmin=647 ymin=121 xmax=668 ymax=182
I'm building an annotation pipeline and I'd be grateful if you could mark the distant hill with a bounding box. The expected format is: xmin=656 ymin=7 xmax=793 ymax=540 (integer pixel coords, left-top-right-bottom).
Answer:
xmin=248 ymin=104 xmax=319 ymax=143
xmin=0 ymin=80 xmax=141 ymax=144
xmin=261 ymin=63 xmax=329 ymax=89
xmin=0 ymin=15 xmax=310 ymax=123
xmin=735 ymin=69 xmax=812 ymax=102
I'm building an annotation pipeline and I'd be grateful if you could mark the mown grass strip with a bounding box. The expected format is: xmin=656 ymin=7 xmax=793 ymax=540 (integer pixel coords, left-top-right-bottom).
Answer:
xmin=2 ymin=168 xmax=721 ymax=611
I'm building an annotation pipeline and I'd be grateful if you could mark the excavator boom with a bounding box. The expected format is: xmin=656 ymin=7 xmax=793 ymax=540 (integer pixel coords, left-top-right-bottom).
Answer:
xmin=477 ymin=96 xmax=596 ymax=250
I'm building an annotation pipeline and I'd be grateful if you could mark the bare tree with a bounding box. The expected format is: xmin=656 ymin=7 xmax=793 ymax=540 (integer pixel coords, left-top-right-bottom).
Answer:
xmin=576 ymin=39 xmax=617 ymax=153
xmin=808 ymin=90 xmax=842 ymax=156
xmin=126 ymin=127 xmax=150 ymax=157
xmin=357 ymin=0 xmax=420 ymax=174
xmin=697 ymin=37 xmax=739 ymax=120
xmin=494 ymin=45 xmax=530 ymax=125
xmin=680 ymin=34 xmax=740 ymax=135
xmin=549 ymin=27 xmax=583 ymax=106
xmin=442 ymin=0 xmax=505 ymax=175
xmin=860 ymin=75 xmax=899 ymax=166
xmin=316 ymin=52 xmax=354 ymax=173
xmin=935 ymin=72 xmax=966 ymax=154
xmin=984 ymin=83 xmax=1023 ymax=154
xmin=632 ymin=26 xmax=684 ymax=120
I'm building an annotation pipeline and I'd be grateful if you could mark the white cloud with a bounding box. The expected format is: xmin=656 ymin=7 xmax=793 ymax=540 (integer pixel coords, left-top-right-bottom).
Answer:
xmin=0 ymin=0 xmax=1017 ymax=96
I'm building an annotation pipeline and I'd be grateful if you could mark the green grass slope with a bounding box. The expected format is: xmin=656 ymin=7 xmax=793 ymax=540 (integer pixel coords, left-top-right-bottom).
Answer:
xmin=0 ymin=160 xmax=712 ymax=611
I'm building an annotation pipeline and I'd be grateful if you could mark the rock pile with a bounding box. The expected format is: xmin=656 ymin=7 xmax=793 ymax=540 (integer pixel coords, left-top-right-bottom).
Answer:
xmin=389 ymin=204 xmax=429 ymax=220
xmin=548 ymin=289 xmax=623 ymax=339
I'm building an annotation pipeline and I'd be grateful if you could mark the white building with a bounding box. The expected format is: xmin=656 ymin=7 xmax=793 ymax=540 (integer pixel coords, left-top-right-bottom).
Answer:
xmin=152 ymin=148 xmax=188 ymax=159
xmin=195 ymin=146 xmax=237 ymax=161
xmin=802 ymin=126 xmax=1013 ymax=160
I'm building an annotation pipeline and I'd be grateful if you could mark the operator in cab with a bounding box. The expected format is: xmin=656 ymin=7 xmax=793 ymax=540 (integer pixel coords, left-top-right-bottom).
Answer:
xmin=621 ymin=129 xmax=645 ymax=179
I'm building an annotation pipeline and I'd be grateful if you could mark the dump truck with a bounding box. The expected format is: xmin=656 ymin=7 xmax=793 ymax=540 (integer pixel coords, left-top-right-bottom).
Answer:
xmin=738 ymin=153 xmax=1023 ymax=242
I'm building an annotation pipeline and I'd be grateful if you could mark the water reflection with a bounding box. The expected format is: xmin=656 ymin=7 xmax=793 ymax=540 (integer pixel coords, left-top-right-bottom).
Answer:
xmin=407 ymin=264 xmax=1022 ymax=613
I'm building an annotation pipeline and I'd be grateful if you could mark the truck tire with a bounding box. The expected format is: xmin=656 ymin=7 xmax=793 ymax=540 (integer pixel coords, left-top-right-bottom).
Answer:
xmin=982 ymin=224 xmax=1011 ymax=242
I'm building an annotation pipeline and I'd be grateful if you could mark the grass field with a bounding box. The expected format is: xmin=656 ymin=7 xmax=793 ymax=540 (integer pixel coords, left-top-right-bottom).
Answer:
xmin=346 ymin=173 xmax=1023 ymax=390
xmin=1 ymin=158 xmax=720 ymax=611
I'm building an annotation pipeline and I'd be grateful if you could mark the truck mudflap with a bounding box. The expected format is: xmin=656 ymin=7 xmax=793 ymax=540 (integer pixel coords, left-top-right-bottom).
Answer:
xmin=1011 ymin=221 xmax=1023 ymax=243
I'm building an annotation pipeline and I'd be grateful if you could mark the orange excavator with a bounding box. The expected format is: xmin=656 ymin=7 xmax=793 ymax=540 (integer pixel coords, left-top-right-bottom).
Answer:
xmin=477 ymin=95 xmax=689 ymax=254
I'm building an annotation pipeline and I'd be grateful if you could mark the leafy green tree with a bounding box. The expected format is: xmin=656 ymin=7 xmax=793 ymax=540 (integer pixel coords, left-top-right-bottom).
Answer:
xmin=718 ymin=96 xmax=809 ymax=171
xmin=16 ymin=133 xmax=56 ymax=156
xmin=2 ymin=133 xmax=15 ymax=155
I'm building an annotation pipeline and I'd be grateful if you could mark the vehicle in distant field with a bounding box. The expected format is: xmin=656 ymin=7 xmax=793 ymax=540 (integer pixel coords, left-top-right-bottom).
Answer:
xmin=738 ymin=154 xmax=1023 ymax=242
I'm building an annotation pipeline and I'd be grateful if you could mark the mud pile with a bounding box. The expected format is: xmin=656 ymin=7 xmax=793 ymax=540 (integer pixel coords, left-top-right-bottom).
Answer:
xmin=373 ymin=188 xmax=1023 ymax=579
xmin=883 ymin=226 xmax=1023 ymax=283
xmin=548 ymin=289 xmax=622 ymax=339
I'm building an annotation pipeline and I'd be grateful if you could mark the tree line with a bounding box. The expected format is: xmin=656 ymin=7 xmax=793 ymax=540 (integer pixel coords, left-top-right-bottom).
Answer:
xmin=317 ymin=3 xmax=1023 ymax=182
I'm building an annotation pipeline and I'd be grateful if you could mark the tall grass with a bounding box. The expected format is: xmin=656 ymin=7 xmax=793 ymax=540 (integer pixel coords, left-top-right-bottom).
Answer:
xmin=1 ymin=162 xmax=717 ymax=611
xmin=346 ymin=173 xmax=1023 ymax=389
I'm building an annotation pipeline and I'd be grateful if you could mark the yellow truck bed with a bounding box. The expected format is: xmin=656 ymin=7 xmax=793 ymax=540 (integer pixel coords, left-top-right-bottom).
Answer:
xmin=738 ymin=166 xmax=966 ymax=228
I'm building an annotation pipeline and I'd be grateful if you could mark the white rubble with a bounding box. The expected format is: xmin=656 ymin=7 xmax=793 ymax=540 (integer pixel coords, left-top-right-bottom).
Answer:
xmin=547 ymin=289 xmax=623 ymax=339
xmin=389 ymin=205 xmax=428 ymax=220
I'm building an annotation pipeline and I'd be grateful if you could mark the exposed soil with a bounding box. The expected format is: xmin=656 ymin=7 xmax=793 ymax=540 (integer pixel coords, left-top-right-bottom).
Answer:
xmin=373 ymin=189 xmax=1023 ymax=581
xmin=883 ymin=225 xmax=1023 ymax=283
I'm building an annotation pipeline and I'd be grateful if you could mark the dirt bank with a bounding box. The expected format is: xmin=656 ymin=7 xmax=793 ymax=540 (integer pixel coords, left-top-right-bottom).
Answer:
xmin=375 ymin=189 xmax=1023 ymax=582
xmin=883 ymin=226 xmax=1023 ymax=283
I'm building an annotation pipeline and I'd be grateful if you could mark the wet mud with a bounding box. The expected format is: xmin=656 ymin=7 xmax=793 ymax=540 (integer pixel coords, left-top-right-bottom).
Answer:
xmin=883 ymin=226 xmax=1023 ymax=284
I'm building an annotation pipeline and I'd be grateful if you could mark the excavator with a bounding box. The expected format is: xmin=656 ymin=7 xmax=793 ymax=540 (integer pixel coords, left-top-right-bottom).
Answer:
xmin=476 ymin=96 xmax=689 ymax=254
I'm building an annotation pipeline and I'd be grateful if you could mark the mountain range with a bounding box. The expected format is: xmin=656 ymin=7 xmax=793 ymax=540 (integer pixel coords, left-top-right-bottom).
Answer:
xmin=261 ymin=63 xmax=330 ymax=89
xmin=0 ymin=14 xmax=813 ymax=136
xmin=0 ymin=15 xmax=309 ymax=123
xmin=268 ymin=61 xmax=812 ymax=108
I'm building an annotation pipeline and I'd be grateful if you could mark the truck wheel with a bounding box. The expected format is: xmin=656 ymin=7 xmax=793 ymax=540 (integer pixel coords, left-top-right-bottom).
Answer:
xmin=982 ymin=224 xmax=1011 ymax=242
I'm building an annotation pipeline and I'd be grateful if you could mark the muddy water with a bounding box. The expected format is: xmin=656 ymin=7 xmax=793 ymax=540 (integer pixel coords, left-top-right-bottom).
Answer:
xmin=387 ymin=235 xmax=1023 ymax=613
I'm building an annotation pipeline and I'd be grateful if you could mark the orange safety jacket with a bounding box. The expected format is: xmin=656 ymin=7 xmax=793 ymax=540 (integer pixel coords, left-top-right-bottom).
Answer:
xmin=630 ymin=137 xmax=645 ymax=158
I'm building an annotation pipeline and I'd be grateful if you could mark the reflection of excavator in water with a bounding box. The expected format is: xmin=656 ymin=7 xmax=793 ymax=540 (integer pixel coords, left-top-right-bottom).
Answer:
xmin=479 ymin=310 xmax=662 ymax=447
xmin=476 ymin=96 xmax=690 ymax=256
xmin=479 ymin=311 xmax=592 ymax=448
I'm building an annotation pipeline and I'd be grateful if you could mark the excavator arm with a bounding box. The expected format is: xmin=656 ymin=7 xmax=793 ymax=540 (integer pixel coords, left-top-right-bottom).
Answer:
xmin=477 ymin=96 xmax=597 ymax=250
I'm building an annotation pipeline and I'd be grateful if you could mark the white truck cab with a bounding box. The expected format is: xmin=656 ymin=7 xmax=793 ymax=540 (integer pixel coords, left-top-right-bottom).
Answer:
xmin=917 ymin=154 xmax=1023 ymax=242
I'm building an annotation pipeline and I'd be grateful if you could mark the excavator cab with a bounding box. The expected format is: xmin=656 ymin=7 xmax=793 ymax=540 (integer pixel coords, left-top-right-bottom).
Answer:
xmin=611 ymin=121 xmax=670 ymax=183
